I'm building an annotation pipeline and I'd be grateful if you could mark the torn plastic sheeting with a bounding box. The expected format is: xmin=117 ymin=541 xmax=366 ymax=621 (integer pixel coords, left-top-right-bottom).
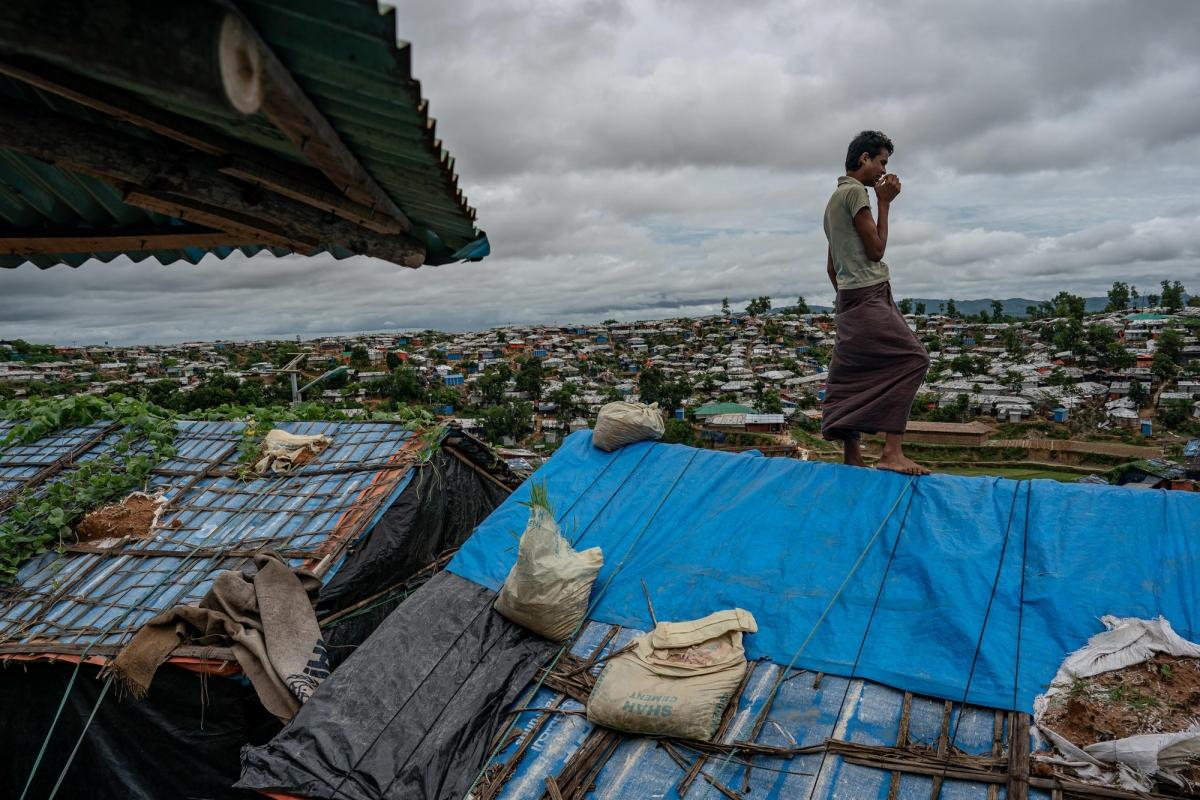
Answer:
xmin=1035 ymin=616 xmax=1200 ymax=792
xmin=448 ymin=430 xmax=1200 ymax=712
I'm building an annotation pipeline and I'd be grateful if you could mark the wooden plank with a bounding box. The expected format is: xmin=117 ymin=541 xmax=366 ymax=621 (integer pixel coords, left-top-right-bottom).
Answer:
xmin=886 ymin=691 xmax=913 ymax=800
xmin=1006 ymin=712 xmax=1030 ymax=800
xmin=0 ymin=100 xmax=425 ymax=265
xmin=0 ymin=227 xmax=259 ymax=256
xmin=123 ymin=190 xmax=307 ymax=251
xmin=0 ymin=58 xmax=408 ymax=235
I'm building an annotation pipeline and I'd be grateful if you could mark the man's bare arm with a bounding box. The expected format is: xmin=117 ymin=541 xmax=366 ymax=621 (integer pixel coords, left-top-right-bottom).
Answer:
xmin=827 ymin=247 xmax=837 ymax=290
xmin=852 ymin=174 xmax=900 ymax=262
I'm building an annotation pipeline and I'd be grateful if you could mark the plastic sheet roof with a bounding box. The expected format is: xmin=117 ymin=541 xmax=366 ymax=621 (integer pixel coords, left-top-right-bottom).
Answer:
xmin=451 ymin=432 xmax=1200 ymax=713
xmin=0 ymin=419 xmax=421 ymax=655
xmin=0 ymin=0 xmax=486 ymax=268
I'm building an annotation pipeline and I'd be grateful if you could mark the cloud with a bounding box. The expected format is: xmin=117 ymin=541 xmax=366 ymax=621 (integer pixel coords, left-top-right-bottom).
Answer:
xmin=2 ymin=0 xmax=1200 ymax=343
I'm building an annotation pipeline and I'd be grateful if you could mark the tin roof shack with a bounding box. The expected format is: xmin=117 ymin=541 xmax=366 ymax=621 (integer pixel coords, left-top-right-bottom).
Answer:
xmin=238 ymin=432 xmax=1200 ymax=800
xmin=0 ymin=419 xmax=515 ymax=799
xmin=1111 ymin=457 xmax=1187 ymax=490
xmin=0 ymin=0 xmax=487 ymax=269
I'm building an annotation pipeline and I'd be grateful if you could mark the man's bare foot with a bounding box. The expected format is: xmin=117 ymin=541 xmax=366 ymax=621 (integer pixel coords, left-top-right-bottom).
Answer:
xmin=842 ymin=439 xmax=867 ymax=468
xmin=876 ymin=453 xmax=930 ymax=475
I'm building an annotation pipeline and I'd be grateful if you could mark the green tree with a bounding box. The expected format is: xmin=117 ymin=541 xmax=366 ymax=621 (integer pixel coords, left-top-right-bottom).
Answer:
xmin=1158 ymin=399 xmax=1192 ymax=430
xmin=1128 ymin=380 xmax=1148 ymax=407
xmin=547 ymin=382 xmax=582 ymax=420
xmin=898 ymin=298 xmax=913 ymax=315
xmin=1051 ymin=291 xmax=1086 ymax=320
xmin=1106 ymin=281 xmax=1131 ymax=312
xmin=795 ymin=296 xmax=810 ymax=315
xmin=1104 ymin=341 xmax=1134 ymax=370
xmin=990 ymin=300 xmax=1005 ymax=321
xmin=721 ymin=298 xmax=731 ymax=317
xmin=915 ymin=301 xmax=926 ymax=315
xmin=637 ymin=365 xmax=667 ymax=405
xmin=1003 ymin=327 xmax=1024 ymax=355
xmin=946 ymin=298 xmax=958 ymax=318
xmin=514 ymin=357 xmax=545 ymax=401
xmin=759 ymin=389 xmax=783 ymax=414
xmin=1052 ymin=318 xmax=1085 ymax=355
xmin=950 ymin=354 xmax=976 ymax=375
xmin=745 ymin=296 xmax=771 ymax=316
xmin=480 ymin=400 xmax=534 ymax=443
xmin=350 ymin=345 xmax=370 ymax=368
xmin=1147 ymin=293 xmax=1160 ymax=308
xmin=385 ymin=351 xmax=401 ymax=371
xmin=387 ymin=367 xmax=423 ymax=402
xmin=476 ymin=364 xmax=512 ymax=406
xmin=1158 ymin=328 xmax=1184 ymax=362
xmin=661 ymin=419 xmax=697 ymax=446
xmin=1161 ymin=280 xmax=1185 ymax=312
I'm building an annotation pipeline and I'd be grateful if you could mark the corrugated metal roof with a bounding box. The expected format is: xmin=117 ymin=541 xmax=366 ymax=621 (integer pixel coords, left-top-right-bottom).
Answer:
xmin=0 ymin=418 xmax=420 ymax=654
xmin=0 ymin=0 xmax=486 ymax=268
xmin=488 ymin=620 xmax=1053 ymax=800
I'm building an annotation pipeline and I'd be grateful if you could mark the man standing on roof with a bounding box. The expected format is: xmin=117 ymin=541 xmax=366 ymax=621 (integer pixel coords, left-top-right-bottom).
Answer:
xmin=821 ymin=131 xmax=930 ymax=475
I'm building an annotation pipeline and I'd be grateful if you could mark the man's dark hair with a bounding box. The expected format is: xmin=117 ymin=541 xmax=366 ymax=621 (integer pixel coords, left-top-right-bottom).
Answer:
xmin=844 ymin=130 xmax=894 ymax=172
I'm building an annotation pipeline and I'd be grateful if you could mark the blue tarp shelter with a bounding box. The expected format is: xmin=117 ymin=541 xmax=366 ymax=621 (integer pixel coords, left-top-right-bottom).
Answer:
xmin=451 ymin=431 xmax=1200 ymax=713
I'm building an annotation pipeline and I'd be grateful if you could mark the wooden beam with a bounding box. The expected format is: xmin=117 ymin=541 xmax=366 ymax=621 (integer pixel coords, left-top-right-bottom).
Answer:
xmin=121 ymin=192 xmax=307 ymax=251
xmin=0 ymin=99 xmax=425 ymax=266
xmin=1007 ymin=712 xmax=1030 ymax=800
xmin=0 ymin=0 xmax=235 ymax=113
xmin=0 ymin=226 xmax=262 ymax=256
xmin=0 ymin=58 xmax=409 ymax=235
xmin=217 ymin=13 xmax=413 ymax=226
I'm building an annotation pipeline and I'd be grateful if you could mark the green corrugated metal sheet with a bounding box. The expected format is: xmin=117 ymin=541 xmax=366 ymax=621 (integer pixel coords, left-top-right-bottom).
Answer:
xmin=0 ymin=0 xmax=486 ymax=268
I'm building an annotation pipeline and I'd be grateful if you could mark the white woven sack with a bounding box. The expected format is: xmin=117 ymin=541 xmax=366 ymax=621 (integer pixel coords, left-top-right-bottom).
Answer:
xmin=494 ymin=506 xmax=603 ymax=643
xmin=587 ymin=609 xmax=757 ymax=741
xmin=592 ymin=401 xmax=665 ymax=452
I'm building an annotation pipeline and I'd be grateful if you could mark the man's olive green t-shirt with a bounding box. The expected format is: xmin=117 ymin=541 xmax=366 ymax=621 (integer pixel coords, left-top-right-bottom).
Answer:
xmin=823 ymin=175 xmax=890 ymax=291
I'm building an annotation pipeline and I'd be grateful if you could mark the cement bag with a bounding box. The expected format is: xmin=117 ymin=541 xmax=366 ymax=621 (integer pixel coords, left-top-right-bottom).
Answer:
xmin=587 ymin=608 xmax=757 ymax=741
xmin=592 ymin=401 xmax=664 ymax=452
xmin=494 ymin=505 xmax=603 ymax=643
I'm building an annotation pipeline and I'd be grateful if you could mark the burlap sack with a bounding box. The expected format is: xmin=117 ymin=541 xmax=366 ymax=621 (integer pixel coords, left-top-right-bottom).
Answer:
xmin=592 ymin=401 xmax=665 ymax=452
xmin=494 ymin=506 xmax=603 ymax=642
xmin=587 ymin=608 xmax=758 ymax=741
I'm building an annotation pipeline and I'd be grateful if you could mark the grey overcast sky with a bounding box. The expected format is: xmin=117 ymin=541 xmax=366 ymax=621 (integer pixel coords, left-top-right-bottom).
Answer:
xmin=3 ymin=0 xmax=1200 ymax=345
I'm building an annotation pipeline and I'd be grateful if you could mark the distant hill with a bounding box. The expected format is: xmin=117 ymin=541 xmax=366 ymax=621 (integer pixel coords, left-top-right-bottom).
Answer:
xmin=901 ymin=297 xmax=1114 ymax=318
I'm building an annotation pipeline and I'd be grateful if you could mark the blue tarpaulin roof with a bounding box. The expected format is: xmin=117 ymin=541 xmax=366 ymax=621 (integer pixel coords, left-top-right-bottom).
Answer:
xmin=450 ymin=431 xmax=1200 ymax=714
xmin=0 ymin=419 xmax=419 ymax=654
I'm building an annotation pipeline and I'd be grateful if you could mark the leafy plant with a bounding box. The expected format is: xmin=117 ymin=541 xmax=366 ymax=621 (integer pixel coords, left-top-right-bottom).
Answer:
xmin=0 ymin=395 xmax=178 ymax=580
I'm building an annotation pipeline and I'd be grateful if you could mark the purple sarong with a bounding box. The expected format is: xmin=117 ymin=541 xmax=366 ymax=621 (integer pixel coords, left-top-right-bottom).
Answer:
xmin=821 ymin=281 xmax=930 ymax=441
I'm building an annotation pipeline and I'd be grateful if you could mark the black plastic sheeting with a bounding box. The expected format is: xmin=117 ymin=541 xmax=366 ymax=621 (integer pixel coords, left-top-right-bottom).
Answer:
xmin=0 ymin=660 xmax=279 ymax=800
xmin=317 ymin=448 xmax=510 ymax=617
xmin=239 ymin=571 xmax=556 ymax=800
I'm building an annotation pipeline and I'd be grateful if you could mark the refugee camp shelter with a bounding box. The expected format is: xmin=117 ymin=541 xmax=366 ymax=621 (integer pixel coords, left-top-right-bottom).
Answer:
xmin=0 ymin=418 xmax=515 ymax=798
xmin=239 ymin=431 xmax=1199 ymax=800
xmin=0 ymin=0 xmax=487 ymax=268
